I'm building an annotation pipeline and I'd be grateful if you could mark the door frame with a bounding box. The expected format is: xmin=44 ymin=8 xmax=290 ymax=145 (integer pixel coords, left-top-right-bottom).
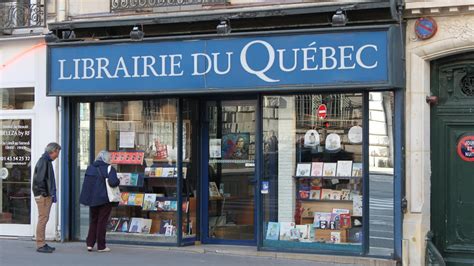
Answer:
xmin=199 ymin=95 xmax=261 ymax=246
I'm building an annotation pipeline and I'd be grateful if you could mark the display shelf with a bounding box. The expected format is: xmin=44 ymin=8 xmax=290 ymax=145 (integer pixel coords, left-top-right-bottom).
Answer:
xmin=293 ymin=176 xmax=362 ymax=179
xmin=297 ymin=199 xmax=353 ymax=203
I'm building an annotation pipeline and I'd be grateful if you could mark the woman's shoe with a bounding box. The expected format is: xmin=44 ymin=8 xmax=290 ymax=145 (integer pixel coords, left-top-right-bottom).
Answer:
xmin=97 ymin=247 xmax=110 ymax=252
xmin=87 ymin=246 xmax=93 ymax=252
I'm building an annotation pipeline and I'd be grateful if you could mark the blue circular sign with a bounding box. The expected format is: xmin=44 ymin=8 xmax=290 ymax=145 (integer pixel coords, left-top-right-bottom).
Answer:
xmin=415 ymin=17 xmax=437 ymax=40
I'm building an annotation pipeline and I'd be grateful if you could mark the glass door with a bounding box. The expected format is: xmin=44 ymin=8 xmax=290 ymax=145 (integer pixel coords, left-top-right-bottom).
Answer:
xmin=204 ymin=99 xmax=257 ymax=244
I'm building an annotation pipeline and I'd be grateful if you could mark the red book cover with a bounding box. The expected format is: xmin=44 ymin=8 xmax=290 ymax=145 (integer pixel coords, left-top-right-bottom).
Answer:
xmin=340 ymin=213 xmax=352 ymax=229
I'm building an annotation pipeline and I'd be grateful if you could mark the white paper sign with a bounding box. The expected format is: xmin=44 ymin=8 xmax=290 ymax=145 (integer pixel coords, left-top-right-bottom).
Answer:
xmin=209 ymin=139 xmax=222 ymax=158
xmin=120 ymin=131 xmax=135 ymax=148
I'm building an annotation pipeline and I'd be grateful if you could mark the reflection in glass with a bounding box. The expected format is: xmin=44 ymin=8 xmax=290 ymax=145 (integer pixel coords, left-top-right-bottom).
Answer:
xmin=368 ymin=92 xmax=395 ymax=256
xmin=75 ymin=103 xmax=90 ymax=239
xmin=262 ymin=94 xmax=363 ymax=252
xmin=1 ymin=87 xmax=34 ymax=110
xmin=0 ymin=119 xmax=32 ymax=224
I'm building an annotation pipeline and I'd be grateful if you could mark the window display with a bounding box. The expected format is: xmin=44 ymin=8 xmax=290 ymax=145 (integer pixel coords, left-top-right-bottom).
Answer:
xmin=262 ymin=93 xmax=363 ymax=252
xmin=88 ymin=99 xmax=197 ymax=244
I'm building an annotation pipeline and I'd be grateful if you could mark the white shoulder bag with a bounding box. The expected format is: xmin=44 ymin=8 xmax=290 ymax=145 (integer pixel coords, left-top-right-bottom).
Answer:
xmin=99 ymin=165 xmax=121 ymax=202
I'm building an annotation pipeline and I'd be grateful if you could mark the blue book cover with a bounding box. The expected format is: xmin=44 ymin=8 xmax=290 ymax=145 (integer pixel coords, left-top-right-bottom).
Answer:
xmin=266 ymin=222 xmax=280 ymax=240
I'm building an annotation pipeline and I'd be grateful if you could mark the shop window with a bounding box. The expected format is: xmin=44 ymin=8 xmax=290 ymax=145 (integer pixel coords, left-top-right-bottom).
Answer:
xmin=0 ymin=87 xmax=34 ymax=110
xmin=76 ymin=99 xmax=197 ymax=244
xmin=0 ymin=119 xmax=32 ymax=224
xmin=262 ymin=93 xmax=364 ymax=253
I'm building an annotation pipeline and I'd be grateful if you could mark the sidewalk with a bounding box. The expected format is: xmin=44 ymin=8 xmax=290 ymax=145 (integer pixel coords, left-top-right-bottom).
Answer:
xmin=0 ymin=238 xmax=395 ymax=266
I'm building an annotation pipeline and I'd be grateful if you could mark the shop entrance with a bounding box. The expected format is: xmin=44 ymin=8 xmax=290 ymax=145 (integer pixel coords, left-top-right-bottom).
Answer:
xmin=202 ymin=99 xmax=258 ymax=245
xmin=431 ymin=53 xmax=474 ymax=265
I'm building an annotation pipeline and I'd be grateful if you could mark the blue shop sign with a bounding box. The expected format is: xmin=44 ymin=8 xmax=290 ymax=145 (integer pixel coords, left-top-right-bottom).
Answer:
xmin=48 ymin=27 xmax=401 ymax=96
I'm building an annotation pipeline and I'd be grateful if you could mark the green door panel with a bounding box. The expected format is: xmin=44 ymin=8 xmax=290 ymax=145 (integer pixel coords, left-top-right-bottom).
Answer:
xmin=431 ymin=53 xmax=474 ymax=265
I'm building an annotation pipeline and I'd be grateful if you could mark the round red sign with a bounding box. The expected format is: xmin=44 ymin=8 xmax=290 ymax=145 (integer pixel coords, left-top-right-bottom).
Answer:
xmin=457 ymin=134 xmax=474 ymax=162
xmin=317 ymin=104 xmax=327 ymax=119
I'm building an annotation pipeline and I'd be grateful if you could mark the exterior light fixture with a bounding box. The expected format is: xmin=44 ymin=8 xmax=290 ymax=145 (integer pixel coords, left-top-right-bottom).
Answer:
xmin=130 ymin=26 xmax=145 ymax=41
xmin=332 ymin=8 xmax=347 ymax=27
xmin=217 ymin=20 xmax=231 ymax=35
xmin=45 ymin=31 xmax=59 ymax=43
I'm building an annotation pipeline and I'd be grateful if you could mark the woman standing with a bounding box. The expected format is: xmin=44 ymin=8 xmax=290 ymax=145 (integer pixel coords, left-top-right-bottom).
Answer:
xmin=80 ymin=151 xmax=120 ymax=252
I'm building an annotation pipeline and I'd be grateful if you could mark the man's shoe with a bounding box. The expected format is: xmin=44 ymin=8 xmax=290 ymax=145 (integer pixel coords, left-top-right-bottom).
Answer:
xmin=37 ymin=245 xmax=53 ymax=253
xmin=44 ymin=244 xmax=56 ymax=251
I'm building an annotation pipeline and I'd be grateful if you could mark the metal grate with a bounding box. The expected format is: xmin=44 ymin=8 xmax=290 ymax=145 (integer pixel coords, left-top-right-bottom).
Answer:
xmin=110 ymin=0 xmax=228 ymax=12
xmin=460 ymin=73 xmax=474 ymax=96
xmin=0 ymin=1 xmax=45 ymax=30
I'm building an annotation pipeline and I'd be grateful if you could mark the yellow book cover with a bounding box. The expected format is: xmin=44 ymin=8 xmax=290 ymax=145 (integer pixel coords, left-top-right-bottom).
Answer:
xmin=155 ymin=168 xmax=163 ymax=177
xmin=135 ymin=193 xmax=144 ymax=207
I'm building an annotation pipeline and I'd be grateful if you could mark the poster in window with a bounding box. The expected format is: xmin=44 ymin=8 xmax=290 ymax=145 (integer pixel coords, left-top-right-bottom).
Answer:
xmin=209 ymin=139 xmax=222 ymax=158
xmin=222 ymin=133 xmax=250 ymax=160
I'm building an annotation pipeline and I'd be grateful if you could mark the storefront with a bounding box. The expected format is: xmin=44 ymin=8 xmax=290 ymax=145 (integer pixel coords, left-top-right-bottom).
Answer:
xmin=1 ymin=36 xmax=59 ymax=239
xmin=48 ymin=25 xmax=404 ymax=259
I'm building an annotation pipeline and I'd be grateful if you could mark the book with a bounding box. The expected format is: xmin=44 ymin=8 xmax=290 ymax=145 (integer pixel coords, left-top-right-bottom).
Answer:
xmin=159 ymin=220 xmax=172 ymax=235
xmin=155 ymin=201 xmax=165 ymax=211
xmin=155 ymin=168 xmax=163 ymax=177
xmin=134 ymin=193 xmax=144 ymax=206
xmin=165 ymin=225 xmax=176 ymax=236
xmin=107 ymin=217 xmax=120 ymax=232
xmin=353 ymin=194 xmax=363 ymax=216
xmin=130 ymin=173 xmax=139 ymax=186
xmin=352 ymin=163 xmax=363 ymax=177
xmin=119 ymin=192 xmax=130 ymax=206
xmin=209 ymin=182 xmax=221 ymax=198
xmin=129 ymin=218 xmax=143 ymax=233
xmin=295 ymin=224 xmax=310 ymax=240
xmin=322 ymin=163 xmax=337 ymax=177
xmin=265 ymin=222 xmax=280 ymax=240
xmin=163 ymin=201 xmax=171 ymax=211
xmin=331 ymin=231 xmax=341 ymax=243
xmin=116 ymin=217 xmax=130 ymax=232
xmin=128 ymin=193 xmax=137 ymax=206
xmin=279 ymin=222 xmax=295 ymax=241
xmin=336 ymin=160 xmax=353 ymax=177
xmin=162 ymin=167 xmax=175 ymax=178
xmin=144 ymin=167 xmax=153 ymax=177
xmin=340 ymin=214 xmax=352 ymax=229
xmin=141 ymin=218 xmax=152 ymax=234
xmin=331 ymin=190 xmax=342 ymax=200
xmin=169 ymin=201 xmax=178 ymax=211
xmin=295 ymin=163 xmax=311 ymax=177
xmin=320 ymin=189 xmax=333 ymax=200
xmin=309 ymin=188 xmax=321 ymax=200
xmin=313 ymin=212 xmax=332 ymax=229
xmin=117 ymin=173 xmax=131 ymax=186
xmin=311 ymin=162 xmax=324 ymax=177
xmin=341 ymin=189 xmax=351 ymax=200
xmin=332 ymin=208 xmax=350 ymax=215
xmin=290 ymin=228 xmax=300 ymax=240
xmin=298 ymin=183 xmax=310 ymax=199
xmin=143 ymin=194 xmax=157 ymax=211
xmin=330 ymin=213 xmax=341 ymax=229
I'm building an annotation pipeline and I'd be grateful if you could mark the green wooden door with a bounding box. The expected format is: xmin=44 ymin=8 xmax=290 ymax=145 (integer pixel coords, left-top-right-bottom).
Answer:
xmin=431 ymin=53 xmax=474 ymax=265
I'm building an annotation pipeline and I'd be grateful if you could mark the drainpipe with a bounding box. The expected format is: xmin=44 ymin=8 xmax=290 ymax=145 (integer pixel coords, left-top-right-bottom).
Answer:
xmin=55 ymin=97 xmax=61 ymax=241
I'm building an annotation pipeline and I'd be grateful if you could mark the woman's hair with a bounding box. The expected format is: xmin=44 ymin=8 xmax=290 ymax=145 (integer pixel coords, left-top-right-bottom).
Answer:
xmin=95 ymin=150 xmax=110 ymax=163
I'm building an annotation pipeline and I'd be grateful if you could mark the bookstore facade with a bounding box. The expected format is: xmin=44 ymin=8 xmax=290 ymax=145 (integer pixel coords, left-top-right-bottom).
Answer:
xmin=48 ymin=25 xmax=404 ymax=259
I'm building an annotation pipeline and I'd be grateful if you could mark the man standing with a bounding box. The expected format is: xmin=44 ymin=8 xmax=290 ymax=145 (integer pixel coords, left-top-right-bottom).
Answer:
xmin=32 ymin=142 xmax=61 ymax=253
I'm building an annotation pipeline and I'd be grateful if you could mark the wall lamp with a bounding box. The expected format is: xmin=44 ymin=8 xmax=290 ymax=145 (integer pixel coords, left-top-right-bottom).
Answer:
xmin=332 ymin=8 xmax=348 ymax=27
xmin=217 ymin=19 xmax=231 ymax=35
xmin=130 ymin=26 xmax=145 ymax=41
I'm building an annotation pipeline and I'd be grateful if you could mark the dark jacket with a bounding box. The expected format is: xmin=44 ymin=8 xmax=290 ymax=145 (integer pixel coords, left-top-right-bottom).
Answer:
xmin=32 ymin=152 xmax=56 ymax=197
xmin=79 ymin=160 xmax=120 ymax=207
